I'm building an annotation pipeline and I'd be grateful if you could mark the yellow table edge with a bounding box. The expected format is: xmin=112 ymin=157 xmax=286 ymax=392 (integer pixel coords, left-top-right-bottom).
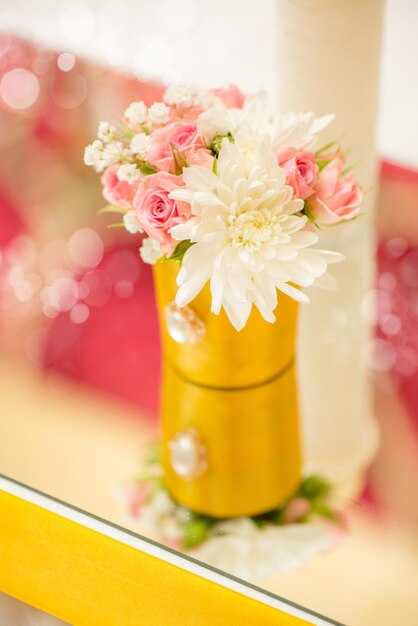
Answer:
xmin=0 ymin=476 xmax=340 ymax=626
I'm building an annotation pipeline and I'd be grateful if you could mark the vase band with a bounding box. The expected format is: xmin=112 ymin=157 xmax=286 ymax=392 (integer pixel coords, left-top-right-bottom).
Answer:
xmin=164 ymin=356 xmax=295 ymax=393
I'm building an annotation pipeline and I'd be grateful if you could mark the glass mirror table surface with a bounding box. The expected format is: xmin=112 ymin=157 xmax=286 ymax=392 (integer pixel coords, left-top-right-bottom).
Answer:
xmin=1 ymin=327 xmax=417 ymax=626
xmin=1 ymin=35 xmax=418 ymax=626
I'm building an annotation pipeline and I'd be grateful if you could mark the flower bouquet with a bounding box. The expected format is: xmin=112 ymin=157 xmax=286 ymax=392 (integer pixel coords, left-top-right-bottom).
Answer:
xmin=85 ymin=84 xmax=362 ymax=519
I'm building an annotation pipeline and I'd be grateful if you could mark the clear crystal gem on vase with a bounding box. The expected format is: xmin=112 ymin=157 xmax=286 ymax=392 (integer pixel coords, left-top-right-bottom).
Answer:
xmin=164 ymin=302 xmax=205 ymax=344
xmin=168 ymin=428 xmax=208 ymax=480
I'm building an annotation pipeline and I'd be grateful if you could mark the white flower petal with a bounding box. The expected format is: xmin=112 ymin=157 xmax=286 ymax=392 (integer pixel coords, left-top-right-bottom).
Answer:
xmin=278 ymin=283 xmax=309 ymax=303
xmin=175 ymin=247 xmax=213 ymax=306
xmin=290 ymin=231 xmax=319 ymax=248
xmin=182 ymin=166 xmax=217 ymax=192
xmin=222 ymin=292 xmax=252 ymax=331
xmin=311 ymin=113 xmax=335 ymax=134
xmin=170 ymin=218 xmax=198 ymax=241
xmin=314 ymin=249 xmax=345 ymax=264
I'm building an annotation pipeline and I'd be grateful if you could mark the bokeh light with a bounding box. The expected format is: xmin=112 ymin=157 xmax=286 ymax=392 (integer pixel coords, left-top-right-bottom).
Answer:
xmin=57 ymin=52 xmax=76 ymax=72
xmin=0 ymin=68 xmax=40 ymax=109
xmin=70 ymin=302 xmax=90 ymax=324
xmin=67 ymin=228 xmax=104 ymax=269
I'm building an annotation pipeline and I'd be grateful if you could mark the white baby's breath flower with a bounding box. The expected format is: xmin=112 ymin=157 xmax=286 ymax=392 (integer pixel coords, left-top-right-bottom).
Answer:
xmin=117 ymin=163 xmax=140 ymax=183
xmin=139 ymin=238 xmax=164 ymax=264
xmin=170 ymin=140 xmax=343 ymax=330
xmin=130 ymin=133 xmax=152 ymax=158
xmin=137 ymin=503 xmax=159 ymax=529
xmin=84 ymin=140 xmax=123 ymax=172
xmin=152 ymin=490 xmax=174 ymax=515
xmin=102 ymin=141 xmax=124 ymax=166
xmin=83 ymin=139 xmax=104 ymax=171
xmin=123 ymin=210 xmax=143 ymax=235
xmin=161 ymin=517 xmax=184 ymax=541
xmin=194 ymin=90 xmax=222 ymax=110
xmin=98 ymin=121 xmax=117 ymax=143
xmin=147 ymin=102 xmax=170 ymax=125
xmin=163 ymin=84 xmax=194 ymax=107
xmin=124 ymin=101 xmax=147 ymax=124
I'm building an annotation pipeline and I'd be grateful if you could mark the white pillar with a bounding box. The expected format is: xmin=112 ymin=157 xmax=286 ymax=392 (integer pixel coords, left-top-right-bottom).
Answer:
xmin=275 ymin=0 xmax=385 ymax=483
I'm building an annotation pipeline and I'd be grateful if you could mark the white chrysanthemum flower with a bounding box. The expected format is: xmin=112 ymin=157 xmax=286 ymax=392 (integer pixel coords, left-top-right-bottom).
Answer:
xmin=123 ymin=210 xmax=143 ymax=235
xmin=163 ymin=84 xmax=194 ymax=107
xmin=197 ymin=107 xmax=235 ymax=145
xmin=117 ymin=163 xmax=140 ymax=183
xmin=140 ymin=238 xmax=164 ymax=264
xmin=197 ymin=91 xmax=333 ymax=152
xmin=130 ymin=132 xmax=152 ymax=158
xmin=147 ymin=102 xmax=170 ymax=125
xmin=241 ymin=92 xmax=334 ymax=153
xmin=124 ymin=101 xmax=147 ymax=124
xmin=97 ymin=121 xmax=117 ymax=143
xmin=170 ymin=140 xmax=342 ymax=330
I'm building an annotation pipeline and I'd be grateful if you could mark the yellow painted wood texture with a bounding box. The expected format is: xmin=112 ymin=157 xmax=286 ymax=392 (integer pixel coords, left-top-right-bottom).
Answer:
xmin=0 ymin=490 xmax=312 ymax=626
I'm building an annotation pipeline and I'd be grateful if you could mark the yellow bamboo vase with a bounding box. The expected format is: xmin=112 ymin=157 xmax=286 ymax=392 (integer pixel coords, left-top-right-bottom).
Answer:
xmin=153 ymin=261 xmax=301 ymax=518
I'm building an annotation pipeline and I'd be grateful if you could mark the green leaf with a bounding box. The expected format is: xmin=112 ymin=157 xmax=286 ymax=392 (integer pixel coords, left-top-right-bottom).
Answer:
xmin=208 ymin=132 xmax=233 ymax=156
xmin=169 ymin=143 xmax=182 ymax=176
xmin=177 ymin=151 xmax=190 ymax=169
xmin=168 ymin=144 xmax=190 ymax=174
xmin=316 ymin=140 xmax=337 ymax=155
xmin=316 ymin=159 xmax=330 ymax=171
xmin=183 ymin=516 xmax=213 ymax=549
xmin=212 ymin=157 xmax=218 ymax=175
xmin=106 ymin=222 xmax=125 ymax=229
xmin=253 ymin=506 xmax=284 ymax=527
xmin=97 ymin=204 xmax=127 ymax=215
xmin=139 ymin=162 xmax=157 ymax=175
xmin=311 ymin=500 xmax=339 ymax=521
xmin=145 ymin=441 xmax=161 ymax=465
xmin=167 ymin=240 xmax=194 ymax=263
xmin=298 ymin=475 xmax=331 ymax=500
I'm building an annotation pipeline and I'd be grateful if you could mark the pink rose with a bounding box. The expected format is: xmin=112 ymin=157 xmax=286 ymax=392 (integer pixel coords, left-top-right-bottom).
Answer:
xmin=278 ymin=148 xmax=318 ymax=200
xmin=283 ymin=497 xmax=310 ymax=523
xmin=307 ymin=157 xmax=362 ymax=225
xmin=133 ymin=172 xmax=191 ymax=249
xmin=164 ymin=538 xmax=182 ymax=551
xmin=101 ymin=165 xmax=137 ymax=208
xmin=147 ymin=122 xmax=204 ymax=173
xmin=168 ymin=105 xmax=204 ymax=124
xmin=183 ymin=147 xmax=214 ymax=169
xmin=212 ymin=84 xmax=245 ymax=108
xmin=124 ymin=484 xmax=150 ymax=518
